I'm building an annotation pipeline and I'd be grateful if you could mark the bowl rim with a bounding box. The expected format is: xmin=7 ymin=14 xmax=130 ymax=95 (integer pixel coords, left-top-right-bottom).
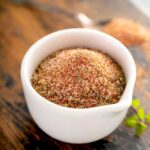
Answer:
xmin=21 ymin=28 xmax=136 ymax=113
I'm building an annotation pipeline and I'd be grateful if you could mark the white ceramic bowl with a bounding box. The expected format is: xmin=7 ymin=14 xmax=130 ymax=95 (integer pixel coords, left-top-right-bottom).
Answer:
xmin=21 ymin=28 xmax=136 ymax=144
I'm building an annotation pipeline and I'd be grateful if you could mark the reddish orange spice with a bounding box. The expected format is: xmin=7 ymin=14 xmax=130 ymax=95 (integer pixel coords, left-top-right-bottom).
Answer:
xmin=102 ymin=17 xmax=150 ymax=46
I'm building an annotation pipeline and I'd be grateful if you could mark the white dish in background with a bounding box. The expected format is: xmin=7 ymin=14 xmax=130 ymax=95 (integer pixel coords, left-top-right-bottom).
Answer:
xmin=21 ymin=28 xmax=136 ymax=144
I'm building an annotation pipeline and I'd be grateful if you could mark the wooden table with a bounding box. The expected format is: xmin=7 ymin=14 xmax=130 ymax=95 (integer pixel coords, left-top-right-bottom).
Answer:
xmin=0 ymin=0 xmax=150 ymax=149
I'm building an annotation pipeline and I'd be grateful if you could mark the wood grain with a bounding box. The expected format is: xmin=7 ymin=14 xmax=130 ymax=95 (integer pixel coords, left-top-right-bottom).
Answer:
xmin=0 ymin=0 xmax=150 ymax=149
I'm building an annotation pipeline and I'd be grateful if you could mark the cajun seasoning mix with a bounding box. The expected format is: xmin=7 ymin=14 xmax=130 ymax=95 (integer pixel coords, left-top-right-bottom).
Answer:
xmin=31 ymin=48 xmax=126 ymax=108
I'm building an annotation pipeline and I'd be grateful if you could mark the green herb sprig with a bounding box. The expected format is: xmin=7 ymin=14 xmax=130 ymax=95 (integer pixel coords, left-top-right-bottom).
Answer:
xmin=125 ymin=98 xmax=150 ymax=136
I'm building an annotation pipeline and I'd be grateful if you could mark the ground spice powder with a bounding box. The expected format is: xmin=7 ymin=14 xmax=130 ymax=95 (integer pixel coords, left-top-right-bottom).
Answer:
xmin=102 ymin=17 xmax=150 ymax=46
xmin=31 ymin=48 xmax=126 ymax=108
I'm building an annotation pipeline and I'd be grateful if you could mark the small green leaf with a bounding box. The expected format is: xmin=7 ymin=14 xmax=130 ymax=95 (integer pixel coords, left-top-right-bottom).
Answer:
xmin=146 ymin=114 xmax=150 ymax=123
xmin=125 ymin=115 xmax=138 ymax=127
xmin=132 ymin=99 xmax=140 ymax=109
xmin=137 ymin=108 xmax=145 ymax=120
xmin=135 ymin=122 xmax=147 ymax=136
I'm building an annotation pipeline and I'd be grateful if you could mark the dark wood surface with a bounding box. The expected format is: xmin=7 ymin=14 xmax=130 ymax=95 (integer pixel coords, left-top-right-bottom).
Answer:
xmin=0 ymin=0 xmax=150 ymax=149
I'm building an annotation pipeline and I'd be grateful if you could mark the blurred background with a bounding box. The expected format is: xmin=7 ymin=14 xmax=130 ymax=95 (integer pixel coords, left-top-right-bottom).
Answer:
xmin=0 ymin=0 xmax=150 ymax=150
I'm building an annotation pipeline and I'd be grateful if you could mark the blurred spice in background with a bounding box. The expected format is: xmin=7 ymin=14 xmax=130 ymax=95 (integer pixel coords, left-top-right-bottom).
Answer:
xmin=102 ymin=17 xmax=150 ymax=46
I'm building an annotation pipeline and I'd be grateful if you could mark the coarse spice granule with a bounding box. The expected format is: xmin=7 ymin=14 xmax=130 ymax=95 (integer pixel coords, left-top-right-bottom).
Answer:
xmin=31 ymin=48 xmax=126 ymax=108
